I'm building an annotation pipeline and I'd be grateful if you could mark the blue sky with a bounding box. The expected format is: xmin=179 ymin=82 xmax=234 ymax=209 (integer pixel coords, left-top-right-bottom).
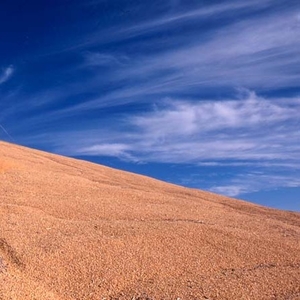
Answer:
xmin=0 ymin=0 xmax=300 ymax=211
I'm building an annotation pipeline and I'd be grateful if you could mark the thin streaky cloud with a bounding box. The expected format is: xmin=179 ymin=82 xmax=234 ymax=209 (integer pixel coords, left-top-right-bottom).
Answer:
xmin=111 ymin=10 xmax=300 ymax=91
xmin=38 ymin=0 xmax=280 ymax=57
xmin=65 ymin=5 xmax=300 ymax=116
xmin=26 ymin=91 xmax=300 ymax=166
xmin=121 ymin=0 xmax=275 ymax=36
xmin=18 ymin=1 xmax=299 ymax=116
xmin=0 ymin=122 xmax=15 ymax=142
xmin=211 ymin=173 xmax=300 ymax=197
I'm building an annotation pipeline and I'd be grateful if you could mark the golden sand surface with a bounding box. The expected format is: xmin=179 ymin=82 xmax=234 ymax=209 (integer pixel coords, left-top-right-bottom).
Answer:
xmin=0 ymin=141 xmax=299 ymax=300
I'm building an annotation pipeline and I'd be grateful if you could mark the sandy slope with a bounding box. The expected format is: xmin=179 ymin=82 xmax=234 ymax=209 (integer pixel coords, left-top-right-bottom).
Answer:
xmin=0 ymin=141 xmax=299 ymax=300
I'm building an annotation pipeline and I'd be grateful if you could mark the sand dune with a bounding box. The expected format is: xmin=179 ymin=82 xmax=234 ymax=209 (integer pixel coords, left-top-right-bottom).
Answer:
xmin=0 ymin=141 xmax=299 ymax=300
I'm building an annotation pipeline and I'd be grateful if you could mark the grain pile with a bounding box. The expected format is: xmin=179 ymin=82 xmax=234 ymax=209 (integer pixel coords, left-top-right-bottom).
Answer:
xmin=0 ymin=141 xmax=299 ymax=300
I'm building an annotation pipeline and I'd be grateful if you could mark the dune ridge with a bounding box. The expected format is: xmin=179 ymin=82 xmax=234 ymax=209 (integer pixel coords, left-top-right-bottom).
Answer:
xmin=0 ymin=141 xmax=299 ymax=300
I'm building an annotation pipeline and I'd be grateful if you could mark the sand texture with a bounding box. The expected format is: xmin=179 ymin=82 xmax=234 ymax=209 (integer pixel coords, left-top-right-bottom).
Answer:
xmin=0 ymin=141 xmax=299 ymax=300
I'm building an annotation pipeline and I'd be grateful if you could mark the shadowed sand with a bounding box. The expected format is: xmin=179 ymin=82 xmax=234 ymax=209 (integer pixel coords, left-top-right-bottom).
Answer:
xmin=0 ymin=141 xmax=299 ymax=299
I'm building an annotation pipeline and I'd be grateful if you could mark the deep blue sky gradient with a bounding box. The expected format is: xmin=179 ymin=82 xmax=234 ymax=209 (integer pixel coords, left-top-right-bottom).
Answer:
xmin=1 ymin=0 xmax=300 ymax=211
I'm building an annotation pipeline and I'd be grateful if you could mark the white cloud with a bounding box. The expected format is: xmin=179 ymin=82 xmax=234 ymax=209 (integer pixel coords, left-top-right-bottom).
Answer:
xmin=79 ymin=143 xmax=130 ymax=157
xmin=131 ymin=92 xmax=299 ymax=138
xmin=210 ymin=185 xmax=249 ymax=197
xmin=102 ymin=5 xmax=300 ymax=94
xmin=122 ymin=2 xmax=257 ymax=34
xmin=0 ymin=66 xmax=14 ymax=85
xmin=50 ymin=3 xmax=300 ymax=118
xmin=210 ymin=173 xmax=300 ymax=197
xmin=100 ymin=0 xmax=277 ymax=46
xmin=75 ymin=143 xmax=140 ymax=162
xmin=45 ymin=91 xmax=300 ymax=169
xmin=42 ymin=0 xmax=300 ymax=102
xmin=115 ymin=92 xmax=300 ymax=165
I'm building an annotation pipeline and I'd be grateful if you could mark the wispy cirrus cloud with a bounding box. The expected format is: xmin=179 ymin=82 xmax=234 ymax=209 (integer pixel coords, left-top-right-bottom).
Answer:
xmin=6 ymin=0 xmax=299 ymax=123
xmin=78 ymin=143 xmax=138 ymax=162
xmin=110 ymin=9 xmax=300 ymax=92
xmin=211 ymin=173 xmax=300 ymax=197
xmin=131 ymin=92 xmax=299 ymax=140
xmin=0 ymin=66 xmax=14 ymax=85
xmin=121 ymin=0 xmax=275 ymax=37
xmin=31 ymin=90 xmax=299 ymax=166
xmin=45 ymin=1 xmax=300 ymax=119
xmin=29 ymin=90 xmax=297 ymax=196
